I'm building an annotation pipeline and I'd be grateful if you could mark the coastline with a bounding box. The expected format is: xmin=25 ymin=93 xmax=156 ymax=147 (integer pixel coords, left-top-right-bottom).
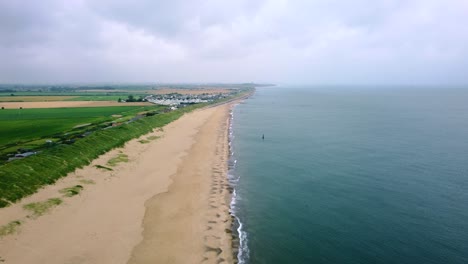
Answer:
xmin=127 ymin=103 xmax=235 ymax=263
xmin=0 ymin=102 xmax=238 ymax=263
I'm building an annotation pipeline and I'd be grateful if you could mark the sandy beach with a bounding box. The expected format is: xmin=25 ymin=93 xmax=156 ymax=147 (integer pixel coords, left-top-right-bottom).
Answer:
xmin=0 ymin=103 xmax=234 ymax=263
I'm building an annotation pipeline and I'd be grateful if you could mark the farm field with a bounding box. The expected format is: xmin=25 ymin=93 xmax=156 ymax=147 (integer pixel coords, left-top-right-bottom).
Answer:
xmin=0 ymin=92 xmax=149 ymax=104
xmin=0 ymin=101 xmax=151 ymax=109
xmin=0 ymin=105 xmax=161 ymax=146
xmin=0 ymin=91 xmax=140 ymax=96
xmin=0 ymin=96 xmax=77 ymax=102
xmin=65 ymin=95 xmax=145 ymax=101
xmin=0 ymin=87 xmax=238 ymax=103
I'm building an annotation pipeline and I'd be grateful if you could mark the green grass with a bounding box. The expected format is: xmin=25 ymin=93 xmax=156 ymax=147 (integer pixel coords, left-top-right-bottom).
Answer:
xmin=0 ymin=105 xmax=161 ymax=146
xmin=66 ymin=95 xmax=145 ymax=101
xmin=0 ymin=92 xmax=139 ymax=97
xmin=95 ymin=165 xmax=113 ymax=171
xmin=0 ymin=220 xmax=22 ymax=237
xmin=139 ymin=135 xmax=160 ymax=144
xmin=23 ymin=198 xmax=62 ymax=217
xmin=107 ymin=153 xmax=129 ymax=166
xmin=79 ymin=179 xmax=95 ymax=185
xmin=59 ymin=185 xmax=84 ymax=197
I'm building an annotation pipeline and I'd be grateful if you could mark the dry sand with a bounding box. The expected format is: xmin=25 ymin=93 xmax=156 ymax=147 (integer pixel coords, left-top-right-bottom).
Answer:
xmin=0 ymin=104 xmax=234 ymax=264
xmin=0 ymin=101 xmax=152 ymax=109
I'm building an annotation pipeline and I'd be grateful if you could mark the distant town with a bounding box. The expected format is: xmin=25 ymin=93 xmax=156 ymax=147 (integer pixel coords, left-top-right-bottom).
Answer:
xmin=143 ymin=92 xmax=231 ymax=107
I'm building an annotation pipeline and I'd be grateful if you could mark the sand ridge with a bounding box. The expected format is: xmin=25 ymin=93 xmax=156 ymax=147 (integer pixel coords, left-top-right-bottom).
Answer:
xmin=0 ymin=103 xmax=235 ymax=263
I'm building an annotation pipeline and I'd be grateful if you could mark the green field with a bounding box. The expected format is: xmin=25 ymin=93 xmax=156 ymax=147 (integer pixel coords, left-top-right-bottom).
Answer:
xmin=0 ymin=106 xmax=160 ymax=146
xmin=0 ymin=92 xmax=141 ymax=97
xmin=65 ymin=95 xmax=138 ymax=101
xmin=0 ymin=95 xmax=143 ymax=102
xmin=0 ymin=93 xmax=147 ymax=102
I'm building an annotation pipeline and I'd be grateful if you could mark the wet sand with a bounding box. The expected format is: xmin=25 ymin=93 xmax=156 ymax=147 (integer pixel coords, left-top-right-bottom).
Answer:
xmin=0 ymin=103 xmax=234 ymax=263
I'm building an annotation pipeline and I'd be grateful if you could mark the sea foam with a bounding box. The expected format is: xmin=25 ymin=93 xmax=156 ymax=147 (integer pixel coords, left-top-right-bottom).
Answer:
xmin=228 ymin=106 xmax=249 ymax=264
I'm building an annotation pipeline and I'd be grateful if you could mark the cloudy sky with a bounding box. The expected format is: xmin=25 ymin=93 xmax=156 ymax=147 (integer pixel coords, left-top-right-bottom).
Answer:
xmin=1 ymin=0 xmax=467 ymax=84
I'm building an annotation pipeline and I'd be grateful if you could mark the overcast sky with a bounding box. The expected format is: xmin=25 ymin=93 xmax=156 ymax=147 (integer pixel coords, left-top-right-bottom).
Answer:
xmin=1 ymin=0 xmax=467 ymax=85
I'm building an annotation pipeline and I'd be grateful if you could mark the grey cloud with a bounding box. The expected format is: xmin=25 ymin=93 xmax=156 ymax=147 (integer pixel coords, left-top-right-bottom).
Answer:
xmin=0 ymin=1 xmax=60 ymax=47
xmin=88 ymin=0 xmax=265 ymax=37
xmin=0 ymin=0 xmax=467 ymax=84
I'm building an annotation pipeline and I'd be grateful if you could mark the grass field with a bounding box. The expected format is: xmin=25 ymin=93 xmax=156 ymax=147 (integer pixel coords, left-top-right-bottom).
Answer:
xmin=0 ymin=105 xmax=161 ymax=146
xmin=0 ymin=94 xmax=146 ymax=102
xmin=66 ymin=95 xmax=132 ymax=101
xmin=0 ymin=92 xmax=138 ymax=97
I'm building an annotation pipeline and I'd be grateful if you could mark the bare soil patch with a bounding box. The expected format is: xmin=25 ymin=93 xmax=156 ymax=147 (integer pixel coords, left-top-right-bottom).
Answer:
xmin=73 ymin=123 xmax=92 ymax=129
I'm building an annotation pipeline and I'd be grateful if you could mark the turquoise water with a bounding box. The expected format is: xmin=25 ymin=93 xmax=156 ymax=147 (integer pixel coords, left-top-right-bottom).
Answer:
xmin=230 ymin=86 xmax=468 ymax=264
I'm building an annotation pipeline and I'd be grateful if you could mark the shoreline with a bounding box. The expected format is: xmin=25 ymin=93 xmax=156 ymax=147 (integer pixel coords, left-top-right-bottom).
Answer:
xmin=127 ymin=103 xmax=235 ymax=263
xmin=227 ymin=105 xmax=243 ymax=264
xmin=228 ymin=91 xmax=255 ymax=264
xmin=0 ymin=102 xmax=239 ymax=263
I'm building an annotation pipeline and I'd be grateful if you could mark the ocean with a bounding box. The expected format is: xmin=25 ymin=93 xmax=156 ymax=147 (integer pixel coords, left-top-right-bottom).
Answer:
xmin=229 ymin=86 xmax=468 ymax=264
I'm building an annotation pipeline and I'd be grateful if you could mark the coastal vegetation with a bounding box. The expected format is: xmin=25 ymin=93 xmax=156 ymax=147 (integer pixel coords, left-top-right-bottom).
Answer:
xmin=79 ymin=179 xmax=95 ymax=185
xmin=94 ymin=164 xmax=113 ymax=171
xmin=23 ymin=198 xmax=63 ymax=218
xmin=0 ymin=220 xmax=22 ymax=237
xmin=59 ymin=185 xmax=84 ymax=197
xmin=0 ymin=85 xmax=254 ymax=208
xmin=138 ymin=135 xmax=160 ymax=144
xmin=107 ymin=153 xmax=129 ymax=166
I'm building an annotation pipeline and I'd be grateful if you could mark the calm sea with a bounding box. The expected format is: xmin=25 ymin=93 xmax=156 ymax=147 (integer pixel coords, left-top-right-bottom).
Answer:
xmin=229 ymin=86 xmax=468 ymax=264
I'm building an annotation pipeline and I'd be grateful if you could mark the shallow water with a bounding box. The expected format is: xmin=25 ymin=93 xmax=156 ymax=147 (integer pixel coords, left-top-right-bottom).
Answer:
xmin=230 ymin=86 xmax=468 ymax=264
